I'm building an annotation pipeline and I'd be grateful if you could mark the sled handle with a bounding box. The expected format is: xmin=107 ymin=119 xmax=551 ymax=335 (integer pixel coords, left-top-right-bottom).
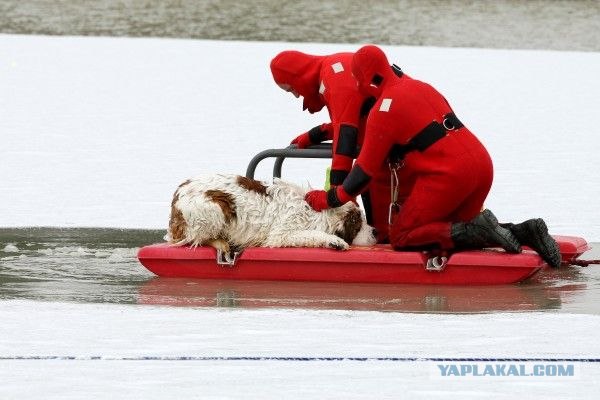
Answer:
xmin=245 ymin=144 xmax=333 ymax=179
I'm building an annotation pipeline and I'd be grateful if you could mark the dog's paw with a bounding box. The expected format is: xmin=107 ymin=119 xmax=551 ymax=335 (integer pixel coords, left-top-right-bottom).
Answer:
xmin=327 ymin=238 xmax=349 ymax=251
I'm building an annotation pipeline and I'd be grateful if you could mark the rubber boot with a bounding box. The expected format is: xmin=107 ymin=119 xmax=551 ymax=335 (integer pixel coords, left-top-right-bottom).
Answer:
xmin=451 ymin=209 xmax=521 ymax=253
xmin=501 ymin=219 xmax=561 ymax=268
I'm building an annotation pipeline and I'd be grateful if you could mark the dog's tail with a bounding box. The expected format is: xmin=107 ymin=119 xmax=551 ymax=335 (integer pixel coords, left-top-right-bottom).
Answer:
xmin=163 ymin=231 xmax=191 ymax=246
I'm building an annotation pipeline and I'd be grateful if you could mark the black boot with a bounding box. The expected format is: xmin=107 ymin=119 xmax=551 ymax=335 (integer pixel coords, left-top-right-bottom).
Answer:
xmin=501 ymin=219 xmax=561 ymax=268
xmin=451 ymin=209 xmax=521 ymax=253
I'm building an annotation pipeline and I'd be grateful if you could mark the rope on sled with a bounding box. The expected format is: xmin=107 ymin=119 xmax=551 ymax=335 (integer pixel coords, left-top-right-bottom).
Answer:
xmin=566 ymin=259 xmax=600 ymax=267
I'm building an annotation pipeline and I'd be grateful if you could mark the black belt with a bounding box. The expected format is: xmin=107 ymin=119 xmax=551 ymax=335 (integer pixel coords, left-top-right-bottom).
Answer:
xmin=388 ymin=113 xmax=463 ymax=163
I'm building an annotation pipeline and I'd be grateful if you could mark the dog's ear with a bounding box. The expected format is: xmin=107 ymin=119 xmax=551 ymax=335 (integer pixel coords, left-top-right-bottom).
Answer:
xmin=331 ymin=203 xmax=363 ymax=244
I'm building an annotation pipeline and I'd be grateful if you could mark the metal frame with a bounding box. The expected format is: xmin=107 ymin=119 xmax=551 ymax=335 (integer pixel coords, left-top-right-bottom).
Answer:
xmin=245 ymin=144 xmax=333 ymax=179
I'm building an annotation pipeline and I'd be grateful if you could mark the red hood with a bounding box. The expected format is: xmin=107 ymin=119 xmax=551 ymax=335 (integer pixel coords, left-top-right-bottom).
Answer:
xmin=351 ymin=45 xmax=396 ymax=98
xmin=270 ymin=51 xmax=326 ymax=113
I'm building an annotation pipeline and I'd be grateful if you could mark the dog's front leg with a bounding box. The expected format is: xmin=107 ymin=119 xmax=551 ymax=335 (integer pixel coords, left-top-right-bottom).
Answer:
xmin=206 ymin=238 xmax=231 ymax=254
xmin=266 ymin=230 xmax=350 ymax=250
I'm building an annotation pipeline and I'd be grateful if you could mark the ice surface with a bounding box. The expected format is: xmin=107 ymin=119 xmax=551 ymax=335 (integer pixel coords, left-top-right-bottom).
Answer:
xmin=1 ymin=300 xmax=599 ymax=399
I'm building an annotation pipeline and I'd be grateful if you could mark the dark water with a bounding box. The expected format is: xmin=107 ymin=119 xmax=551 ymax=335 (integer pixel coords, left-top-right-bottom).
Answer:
xmin=0 ymin=228 xmax=158 ymax=304
xmin=1 ymin=0 xmax=599 ymax=51
xmin=1 ymin=228 xmax=599 ymax=314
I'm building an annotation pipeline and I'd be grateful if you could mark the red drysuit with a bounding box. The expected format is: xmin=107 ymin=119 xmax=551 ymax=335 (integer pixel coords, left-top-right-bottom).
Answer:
xmin=270 ymin=51 xmax=409 ymax=242
xmin=306 ymin=45 xmax=494 ymax=250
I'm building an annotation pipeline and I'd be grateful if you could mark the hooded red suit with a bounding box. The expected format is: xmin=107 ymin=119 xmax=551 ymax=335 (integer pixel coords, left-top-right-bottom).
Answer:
xmin=310 ymin=45 xmax=494 ymax=250
xmin=270 ymin=51 xmax=408 ymax=242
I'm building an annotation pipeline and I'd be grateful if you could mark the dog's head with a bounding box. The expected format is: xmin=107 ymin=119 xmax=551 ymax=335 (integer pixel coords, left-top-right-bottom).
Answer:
xmin=327 ymin=202 xmax=377 ymax=246
xmin=271 ymin=178 xmax=377 ymax=246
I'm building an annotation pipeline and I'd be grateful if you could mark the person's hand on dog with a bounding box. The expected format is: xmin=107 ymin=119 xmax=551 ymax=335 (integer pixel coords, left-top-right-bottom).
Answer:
xmin=305 ymin=190 xmax=329 ymax=211
xmin=306 ymin=186 xmax=358 ymax=211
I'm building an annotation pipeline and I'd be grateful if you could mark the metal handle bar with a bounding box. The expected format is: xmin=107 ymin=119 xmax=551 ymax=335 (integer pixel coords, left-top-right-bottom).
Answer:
xmin=245 ymin=143 xmax=333 ymax=179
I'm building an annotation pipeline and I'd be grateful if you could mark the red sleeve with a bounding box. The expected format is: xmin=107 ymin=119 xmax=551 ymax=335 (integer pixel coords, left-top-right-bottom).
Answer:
xmin=320 ymin=123 xmax=333 ymax=141
xmin=325 ymin=87 xmax=364 ymax=185
xmin=338 ymin=109 xmax=395 ymax=198
xmin=306 ymin=122 xmax=333 ymax=144
xmin=355 ymin=116 xmax=394 ymax=177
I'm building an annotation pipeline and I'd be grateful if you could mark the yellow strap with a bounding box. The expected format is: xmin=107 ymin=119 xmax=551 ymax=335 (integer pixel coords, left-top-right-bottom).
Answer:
xmin=324 ymin=166 xmax=331 ymax=191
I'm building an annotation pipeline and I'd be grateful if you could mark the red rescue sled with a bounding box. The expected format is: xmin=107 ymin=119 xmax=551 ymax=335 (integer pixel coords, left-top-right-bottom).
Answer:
xmin=137 ymin=235 xmax=589 ymax=285
xmin=139 ymin=146 xmax=592 ymax=286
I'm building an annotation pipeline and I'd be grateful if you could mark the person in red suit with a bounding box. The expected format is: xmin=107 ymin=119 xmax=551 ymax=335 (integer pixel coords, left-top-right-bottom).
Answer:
xmin=304 ymin=45 xmax=561 ymax=268
xmin=270 ymin=50 xmax=412 ymax=243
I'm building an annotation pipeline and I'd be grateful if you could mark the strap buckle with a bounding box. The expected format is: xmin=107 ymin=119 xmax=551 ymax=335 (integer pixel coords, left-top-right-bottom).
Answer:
xmin=442 ymin=113 xmax=463 ymax=131
xmin=442 ymin=117 xmax=456 ymax=131
xmin=425 ymin=256 xmax=448 ymax=272
xmin=216 ymin=249 xmax=241 ymax=267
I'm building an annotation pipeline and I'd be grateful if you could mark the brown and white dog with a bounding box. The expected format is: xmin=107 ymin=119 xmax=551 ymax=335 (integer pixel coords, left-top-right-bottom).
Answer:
xmin=165 ymin=174 xmax=377 ymax=254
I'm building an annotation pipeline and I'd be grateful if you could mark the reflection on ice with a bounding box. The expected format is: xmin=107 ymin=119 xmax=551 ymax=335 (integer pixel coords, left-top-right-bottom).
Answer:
xmin=137 ymin=276 xmax=588 ymax=313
